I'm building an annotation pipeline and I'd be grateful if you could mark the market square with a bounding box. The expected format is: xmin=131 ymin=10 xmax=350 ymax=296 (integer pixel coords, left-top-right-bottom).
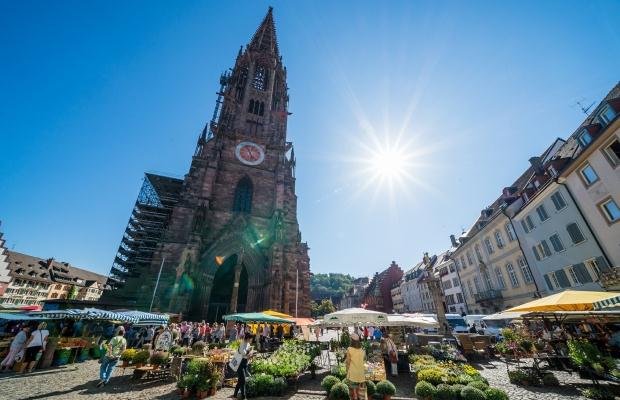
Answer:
xmin=1 ymin=1 xmax=620 ymax=400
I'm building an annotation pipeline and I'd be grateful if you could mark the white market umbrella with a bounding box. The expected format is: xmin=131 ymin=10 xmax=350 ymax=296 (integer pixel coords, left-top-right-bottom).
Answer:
xmin=387 ymin=314 xmax=439 ymax=328
xmin=323 ymin=308 xmax=388 ymax=326
xmin=482 ymin=311 xmax=524 ymax=321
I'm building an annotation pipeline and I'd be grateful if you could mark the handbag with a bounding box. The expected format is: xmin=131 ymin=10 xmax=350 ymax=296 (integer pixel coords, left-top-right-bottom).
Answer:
xmin=228 ymin=350 xmax=243 ymax=372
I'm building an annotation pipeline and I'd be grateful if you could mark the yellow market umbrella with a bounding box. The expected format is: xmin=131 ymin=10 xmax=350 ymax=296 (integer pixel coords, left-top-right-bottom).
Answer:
xmin=262 ymin=309 xmax=294 ymax=319
xmin=505 ymin=290 xmax=620 ymax=312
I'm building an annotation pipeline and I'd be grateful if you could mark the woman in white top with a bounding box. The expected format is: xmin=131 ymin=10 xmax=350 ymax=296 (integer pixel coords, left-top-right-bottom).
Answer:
xmin=24 ymin=322 xmax=49 ymax=373
xmin=1 ymin=325 xmax=30 ymax=371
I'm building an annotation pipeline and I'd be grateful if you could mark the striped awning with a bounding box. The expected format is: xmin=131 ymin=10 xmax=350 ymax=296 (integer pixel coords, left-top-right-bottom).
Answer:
xmin=594 ymin=294 xmax=620 ymax=310
xmin=116 ymin=310 xmax=169 ymax=326
xmin=28 ymin=308 xmax=138 ymax=323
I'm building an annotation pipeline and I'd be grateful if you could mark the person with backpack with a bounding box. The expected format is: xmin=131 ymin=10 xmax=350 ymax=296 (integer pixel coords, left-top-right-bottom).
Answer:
xmin=97 ymin=326 xmax=127 ymax=387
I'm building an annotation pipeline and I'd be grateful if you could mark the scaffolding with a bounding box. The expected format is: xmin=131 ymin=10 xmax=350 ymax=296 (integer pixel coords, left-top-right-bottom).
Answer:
xmin=107 ymin=173 xmax=182 ymax=291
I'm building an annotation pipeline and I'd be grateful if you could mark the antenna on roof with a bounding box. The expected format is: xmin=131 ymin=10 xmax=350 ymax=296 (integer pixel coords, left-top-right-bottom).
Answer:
xmin=574 ymin=98 xmax=595 ymax=115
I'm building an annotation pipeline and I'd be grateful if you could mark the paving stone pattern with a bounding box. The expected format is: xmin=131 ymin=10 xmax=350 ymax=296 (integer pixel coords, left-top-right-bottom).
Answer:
xmin=0 ymin=358 xmax=618 ymax=399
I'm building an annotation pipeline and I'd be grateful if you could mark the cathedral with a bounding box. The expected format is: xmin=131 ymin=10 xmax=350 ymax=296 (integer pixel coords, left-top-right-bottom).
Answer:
xmin=102 ymin=8 xmax=311 ymax=320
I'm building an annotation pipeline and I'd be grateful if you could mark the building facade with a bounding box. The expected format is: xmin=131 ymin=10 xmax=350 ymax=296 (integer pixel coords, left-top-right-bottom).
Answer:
xmin=102 ymin=8 xmax=312 ymax=320
xmin=435 ymin=249 xmax=466 ymax=315
xmin=339 ymin=277 xmax=369 ymax=309
xmin=507 ymin=163 xmax=610 ymax=294
xmin=559 ymin=85 xmax=620 ymax=289
xmin=390 ymin=281 xmax=404 ymax=313
xmin=1 ymin=251 xmax=106 ymax=307
xmin=401 ymin=262 xmax=424 ymax=312
xmin=0 ymin=223 xmax=10 ymax=296
xmin=362 ymin=262 xmax=403 ymax=313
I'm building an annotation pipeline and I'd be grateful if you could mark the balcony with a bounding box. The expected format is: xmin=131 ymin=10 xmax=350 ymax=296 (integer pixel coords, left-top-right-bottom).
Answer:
xmin=601 ymin=267 xmax=620 ymax=290
xmin=474 ymin=289 xmax=503 ymax=303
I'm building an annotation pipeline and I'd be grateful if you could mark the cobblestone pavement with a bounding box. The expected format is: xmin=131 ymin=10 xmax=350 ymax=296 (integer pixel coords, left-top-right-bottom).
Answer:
xmin=1 ymin=358 xmax=618 ymax=399
xmin=475 ymin=358 xmax=620 ymax=400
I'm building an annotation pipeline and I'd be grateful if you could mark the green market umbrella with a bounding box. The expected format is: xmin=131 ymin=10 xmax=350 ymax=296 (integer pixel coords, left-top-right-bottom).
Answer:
xmin=223 ymin=312 xmax=293 ymax=324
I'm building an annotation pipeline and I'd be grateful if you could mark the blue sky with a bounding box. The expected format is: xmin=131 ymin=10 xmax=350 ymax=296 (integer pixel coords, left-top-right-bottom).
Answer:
xmin=1 ymin=1 xmax=619 ymax=278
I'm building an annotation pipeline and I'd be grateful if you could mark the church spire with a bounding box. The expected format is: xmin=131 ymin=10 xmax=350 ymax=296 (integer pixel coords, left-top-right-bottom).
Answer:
xmin=248 ymin=7 xmax=279 ymax=57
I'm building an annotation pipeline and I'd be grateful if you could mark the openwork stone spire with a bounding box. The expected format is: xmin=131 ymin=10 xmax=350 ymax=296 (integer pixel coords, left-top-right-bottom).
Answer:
xmin=248 ymin=7 xmax=279 ymax=57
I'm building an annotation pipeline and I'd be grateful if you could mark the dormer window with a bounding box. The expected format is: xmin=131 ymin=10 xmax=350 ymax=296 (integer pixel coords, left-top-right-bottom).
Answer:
xmin=578 ymin=129 xmax=592 ymax=147
xmin=523 ymin=192 xmax=529 ymax=203
xmin=598 ymin=105 xmax=616 ymax=126
xmin=534 ymin=180 xmax=540 ymax=188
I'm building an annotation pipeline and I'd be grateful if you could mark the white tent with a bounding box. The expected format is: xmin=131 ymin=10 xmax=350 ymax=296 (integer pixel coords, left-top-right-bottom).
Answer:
xmin=384 ymin=314 xmax=438 ymax=328
xmin=482 ymin=311 xmax=524 ymax=321
xmin=322 ymin=308 xmax=388 ymax=326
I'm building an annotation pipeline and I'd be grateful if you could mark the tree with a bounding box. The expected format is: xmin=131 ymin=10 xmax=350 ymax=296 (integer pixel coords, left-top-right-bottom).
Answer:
xmin=310 ymin=273 xmax=355 ymax=304
xmin=68 ymin=285 xmax=78 ymax=300
xmin=311 ymin=299 xmax=336 ymax=318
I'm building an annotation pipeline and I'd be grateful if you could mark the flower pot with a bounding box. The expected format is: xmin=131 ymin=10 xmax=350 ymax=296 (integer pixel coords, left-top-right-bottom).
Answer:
xmin=121 ymin=360 xmax=129 ymax=367
xmin=152 ymin=364 xmax=160 ymax=370
xmin=181 ymin=389 xmax=191 ymax=398
xmin=197 ymin=390 xmax=208 ymax=399
xmin=209 ymin=387 xmax=216 ymax=396
xmin=135 ymin=363 xmax=144 ymax=368
xmin=383 ymin=396 xmax=392 ymax=400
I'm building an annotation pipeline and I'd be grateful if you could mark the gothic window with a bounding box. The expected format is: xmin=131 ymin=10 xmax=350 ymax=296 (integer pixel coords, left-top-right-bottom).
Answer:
xmin=252 ymin=66 xmax=268 ymax=91
xmin=259 ymin=102 xmax=264 ymax=116
xmin=233 ymin=177 xmax=253 ymax=213
xmin=248 ymin=99 xmax=255 ymax=113
xmin=236 ymin=67 xmax=248 ymax=102
xmin=253 ymin=101 xmax=260 ymax=115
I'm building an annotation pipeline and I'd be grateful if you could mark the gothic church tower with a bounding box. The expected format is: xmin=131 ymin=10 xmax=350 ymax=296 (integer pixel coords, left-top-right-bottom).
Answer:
xmin=104 ymin=8 xmax=311 ymax=320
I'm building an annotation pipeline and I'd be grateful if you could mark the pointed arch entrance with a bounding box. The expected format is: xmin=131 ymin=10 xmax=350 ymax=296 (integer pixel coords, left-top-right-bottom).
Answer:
xmin=205 ymin=254 xmax=249 ymax=322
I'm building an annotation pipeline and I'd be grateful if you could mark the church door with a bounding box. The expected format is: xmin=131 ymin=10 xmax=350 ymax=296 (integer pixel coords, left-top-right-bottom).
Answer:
xmin=206 ymin=255 xmax=248 ymax=322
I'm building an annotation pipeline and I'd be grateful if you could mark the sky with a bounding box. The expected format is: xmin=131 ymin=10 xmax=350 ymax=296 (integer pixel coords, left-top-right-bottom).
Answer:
xmin=1 ymin=1 xmax=620 ymax=279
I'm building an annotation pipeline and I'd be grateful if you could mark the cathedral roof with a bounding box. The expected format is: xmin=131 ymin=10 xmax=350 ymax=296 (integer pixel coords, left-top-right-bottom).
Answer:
xmin=248 ymin=7 xmax=280 ymax=58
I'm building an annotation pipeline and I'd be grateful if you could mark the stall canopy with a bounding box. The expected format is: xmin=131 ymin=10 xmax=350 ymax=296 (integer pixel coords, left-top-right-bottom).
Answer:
xmin=482 ymin=311 xmax=525 ymax=321
xmin=0 ymin=312 xmax=45 ymax=321
xmin=322 ymin=308 xmax=388 ymax=326
xmin=28 ymin=308 xmax=138 ymax=323
xmin=223 ymin=312 xmax=293 ymax=324
xmin=594 ymin=293 xmax=620 ymax=310
xmin=504 ymin=290 xmax=620 ymax=312
xmin=262 ymin=310 xmax=315 ymax=326
xmin=385 ymin=314 xmax=438 ymax=327
xmin=116 ymin=310 xmax=169 ymax=326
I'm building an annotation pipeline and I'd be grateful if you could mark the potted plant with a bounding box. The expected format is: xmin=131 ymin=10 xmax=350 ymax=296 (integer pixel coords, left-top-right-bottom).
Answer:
xmin=329 ymin=382 xmax=351 ymax=400
xmin=120 ymin=349 xmax=137 ymax=367
xmin=176 ymin=375 xmax=194 ymax=396
xmin=195 ymin=378 xmax=211 ymax=399
xmin=375 ymin=380 xmax=396 ymax=400
xmin=309 ymin=361 xmax=318 ymax=379
xmin=132 ymin=350 xmax=150 ymax=368
xmin=150 ymin=351 xmax=169 ymax=370
xmin=208 ymin=370 xmax=222 ymax=396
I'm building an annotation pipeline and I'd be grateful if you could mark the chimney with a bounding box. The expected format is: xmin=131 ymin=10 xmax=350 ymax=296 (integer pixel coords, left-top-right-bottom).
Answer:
xmin=529 ymin=156 xmax=544 ymax=175
xmin=45 ymin=258 xmax=54 ymax=268
xmin=450 ymin=234 xmax=458 ymax=248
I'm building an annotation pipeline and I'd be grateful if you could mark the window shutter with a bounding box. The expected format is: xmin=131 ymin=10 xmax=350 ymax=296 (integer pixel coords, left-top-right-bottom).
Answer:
xmin=555 ymin=270 xmax=571 ymax=288
xmin=521 ymin=220 xmax=529 ymax=233
xmin=567 ymin=223 xmax=585 ymax=244
xmin=532 ymin=246 xmax=541 ymax=261
xmin=541 ymin=240 xmax=552 ymax=257
xmin=573 ymin=263 xmax=592 ymax=283
xmin=596 ymin=257 xmax=611 ymax=273
xmin=544 ymin=274 xmax=554 ymax=291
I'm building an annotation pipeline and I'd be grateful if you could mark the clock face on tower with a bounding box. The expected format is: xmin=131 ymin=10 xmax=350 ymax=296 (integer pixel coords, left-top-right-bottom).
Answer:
xmin=235 ymin=142 xmax=265 ymax=166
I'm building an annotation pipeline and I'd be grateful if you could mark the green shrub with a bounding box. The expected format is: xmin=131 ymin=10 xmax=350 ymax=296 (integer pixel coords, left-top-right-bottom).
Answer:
xmin=149 ymin=351 xmax=169 ymax=365
xmin=484 ymin=388 xmax=508 ymax=400
xmin=581 ymin=387 xmax=615 ymax=400
xmin=366 ymin=380 xmax=376 ymax=396
xmin=418 ymin=368 xmax=446 ymax=385
xmin=176 ymin=374 xmax=194 ymax=390
xmin=375 ymin=380 xmax=396 ymax=396
xmin=191 ymin=340 xmax=207 ymax=355
xmin=330 ymin=382 xmax=350 ymax=400
xmin=542 ymin=373 xmax=559 ymax=386
xmin=120 ymin=348 xmax=137 ymax=362
xmin=321 ymin=375 xmax=341 ymax=394
xmin=415 ymin=381 xmax=437 ymax=399
xmin=460 ymin=386 xmax=486 ymax=400
xmin=450 ymin=384 xmax=465 ymax=400
xmin=132 ymin=350 xmax=150 ymax=364
xmin=272 ymin=377 xmax=287 ymax=396
xmin=433 ymin=383 xmax=457 ymax=400
xmin=467 ymin=380 xmax=489 ymax=391
xmin=471 ymin=375 xmax=489 ymax=384
xmin=457 ymin=374 xmax=474 ymax=385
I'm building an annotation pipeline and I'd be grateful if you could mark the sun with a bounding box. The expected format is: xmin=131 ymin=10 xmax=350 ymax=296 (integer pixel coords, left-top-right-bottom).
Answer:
xmin=370 ymin=147 xmax=409 ymax=181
